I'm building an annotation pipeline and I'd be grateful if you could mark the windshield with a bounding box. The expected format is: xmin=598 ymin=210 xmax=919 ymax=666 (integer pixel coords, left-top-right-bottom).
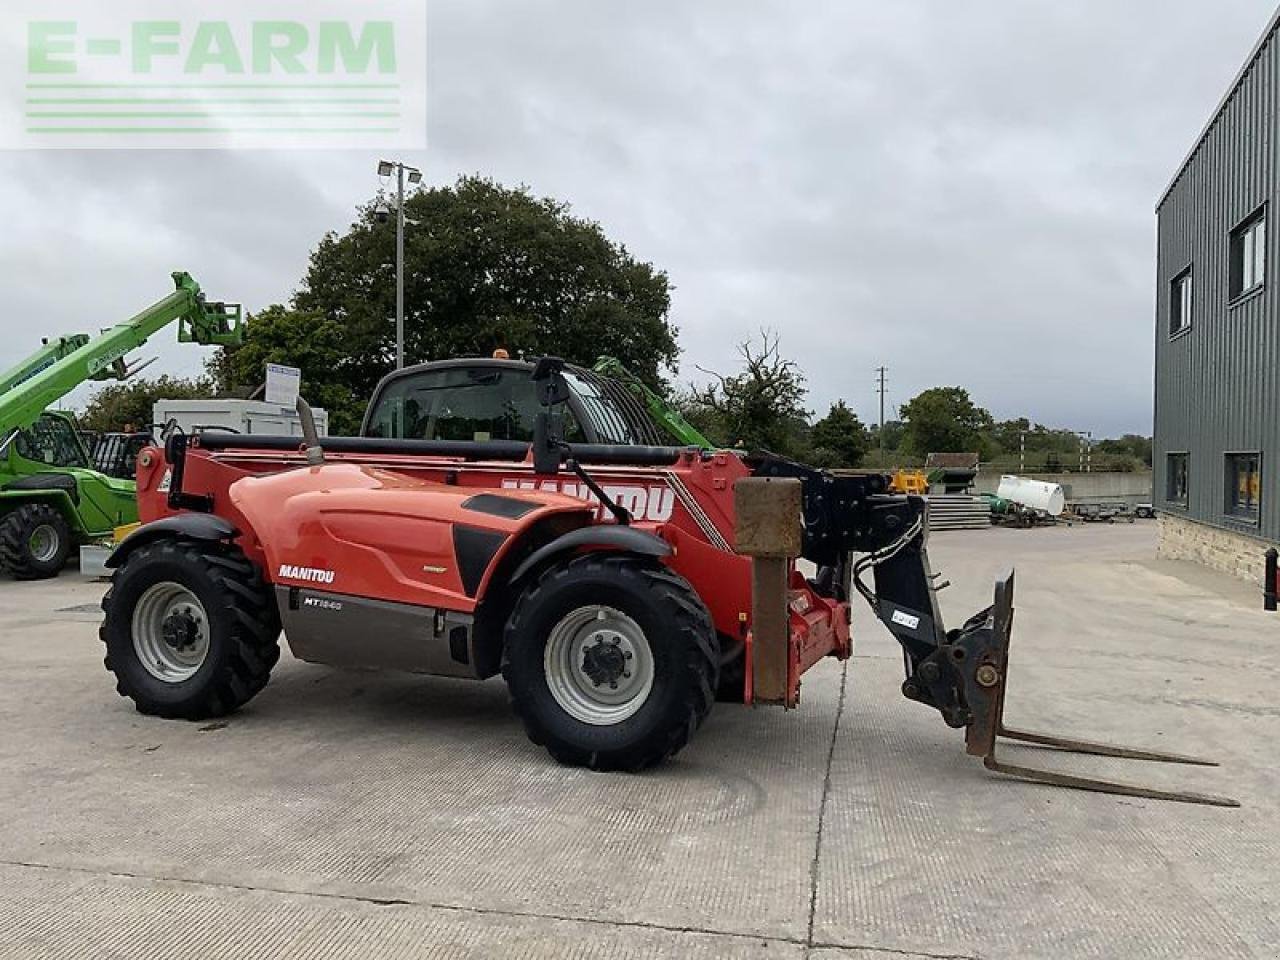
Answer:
xmin=15 ymin=414 xmax=90 ymax=468
xmin=366 ymin=366 xmax=585 ymax=443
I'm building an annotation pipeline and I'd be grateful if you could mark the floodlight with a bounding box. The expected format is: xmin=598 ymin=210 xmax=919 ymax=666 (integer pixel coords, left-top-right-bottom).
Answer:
xmin=377 ymin=160 xmax=394 ymax=177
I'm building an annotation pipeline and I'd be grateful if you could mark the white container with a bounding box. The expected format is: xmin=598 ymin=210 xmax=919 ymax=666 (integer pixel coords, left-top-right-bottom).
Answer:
xmin=996 ymin=475 xmax=1066 ymax=517
xmin=152 ymin=399 xmax=329 ymax=438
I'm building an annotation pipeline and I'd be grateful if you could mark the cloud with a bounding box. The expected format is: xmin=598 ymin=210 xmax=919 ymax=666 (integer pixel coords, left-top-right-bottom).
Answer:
xmin=1 ymin=0 xmax=1272 ymax=435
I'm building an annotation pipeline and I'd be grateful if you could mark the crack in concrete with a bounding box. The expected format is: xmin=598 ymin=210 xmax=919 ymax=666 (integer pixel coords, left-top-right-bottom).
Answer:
xmin=0 ymin=857 xmax=803 ymax=949
xmin=806 ymin=658 xmax=849 ymax=953
xmin=809 ymin=944 xmax=980 ymax=960
xmin=2 ymin=854 xmax=983 ymax=957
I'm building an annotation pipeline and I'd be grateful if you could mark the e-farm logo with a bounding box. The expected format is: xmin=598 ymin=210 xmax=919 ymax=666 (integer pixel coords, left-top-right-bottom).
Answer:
xmin=4 ymin=1 xmax=425 ymax=149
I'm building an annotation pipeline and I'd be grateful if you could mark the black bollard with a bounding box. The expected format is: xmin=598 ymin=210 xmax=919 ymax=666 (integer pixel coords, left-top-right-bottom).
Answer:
xmin=1265 ymin=548 xmax=1278 ymax=612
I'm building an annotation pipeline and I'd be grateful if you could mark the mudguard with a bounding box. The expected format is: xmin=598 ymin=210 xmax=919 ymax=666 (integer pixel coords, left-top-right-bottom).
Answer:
xmin=105 ymin=514 xmax=237 ymax=568
xmin=509 ymin=525 xmax=672 ymax=584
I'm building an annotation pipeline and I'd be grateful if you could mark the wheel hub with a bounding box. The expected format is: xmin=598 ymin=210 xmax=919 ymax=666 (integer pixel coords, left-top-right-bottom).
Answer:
xmin=581 ymin=634 xmax=632 ymax=688
xmin=543 ymin=605 xmax=655 ymax=726
xmin=28 ymin=524 xmax=59 ymax=564
xmin=131 ymin=582 xmax=210 ymax=683
xmin=162 ymin=610 xmax=201 ymax=653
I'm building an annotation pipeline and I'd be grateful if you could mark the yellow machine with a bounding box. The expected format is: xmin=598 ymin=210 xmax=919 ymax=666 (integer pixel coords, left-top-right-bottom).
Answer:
xmin=889 ymin=469 xmax=930 ymax=496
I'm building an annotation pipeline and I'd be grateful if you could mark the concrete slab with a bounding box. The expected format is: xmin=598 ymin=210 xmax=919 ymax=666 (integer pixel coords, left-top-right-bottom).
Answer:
xmin=0 ymin=863 xmax=799 ymax=959
xmin=0 ymin=524 xmax=1275 ymax=959
xmin=816 ymin=525 xmax=1279 ymax=960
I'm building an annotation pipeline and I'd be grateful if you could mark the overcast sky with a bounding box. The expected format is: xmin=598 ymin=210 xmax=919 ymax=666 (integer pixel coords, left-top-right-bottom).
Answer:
xmin=1 ymin=0 xmax=1275 ymax=437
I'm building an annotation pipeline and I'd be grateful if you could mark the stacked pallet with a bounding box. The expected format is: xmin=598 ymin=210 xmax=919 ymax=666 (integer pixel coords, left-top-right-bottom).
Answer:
xmin=924 ymin=495 xmax=991 ymax=532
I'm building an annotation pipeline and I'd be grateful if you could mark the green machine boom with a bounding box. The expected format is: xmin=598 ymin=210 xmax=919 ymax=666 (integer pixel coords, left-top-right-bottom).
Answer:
xmin=0 ymin=335 xmax=93 ymax=396
xmin=0 ymin=272 xmax=241 ymax=579
xmin=592 ymin=355 xmax=714 ymax=449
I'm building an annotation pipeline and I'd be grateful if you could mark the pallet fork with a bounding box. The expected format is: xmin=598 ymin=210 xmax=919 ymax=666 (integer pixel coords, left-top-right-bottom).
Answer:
xmin=958 ymin=573 xmax=1237 ymax=807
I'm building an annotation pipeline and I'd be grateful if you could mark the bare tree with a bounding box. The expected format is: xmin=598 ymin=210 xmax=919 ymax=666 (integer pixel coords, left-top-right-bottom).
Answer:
xmin=684 ymin=330 xmax=810 ymax=454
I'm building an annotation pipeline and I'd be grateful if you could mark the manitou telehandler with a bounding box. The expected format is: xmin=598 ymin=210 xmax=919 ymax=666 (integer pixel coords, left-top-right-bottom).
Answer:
xmin=0 ymin=273 xmax=240 ymax=578
xmin=99 ymin=357 xmax=1235 ymax=806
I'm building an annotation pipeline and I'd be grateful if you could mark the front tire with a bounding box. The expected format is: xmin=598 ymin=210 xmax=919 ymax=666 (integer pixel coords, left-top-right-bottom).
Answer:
xmin=0 ymin=503 xmax=72 ymax=580
xmin=101 ymin=539 xmax=280 ymax=720
xmin=503 ymin=555 xmax=718 ymax=771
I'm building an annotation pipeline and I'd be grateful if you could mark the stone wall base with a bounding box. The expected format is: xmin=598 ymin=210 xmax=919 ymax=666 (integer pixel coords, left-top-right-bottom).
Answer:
xmin=1157 ymin=513 xmax=1274 ymax=583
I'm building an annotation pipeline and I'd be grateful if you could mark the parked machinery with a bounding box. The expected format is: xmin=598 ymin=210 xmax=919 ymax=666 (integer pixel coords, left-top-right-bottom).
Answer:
xmin=98 ymin=357 xmax=1235 ymax=806
xmin=0 ymin=273 xmax=240 ymax=578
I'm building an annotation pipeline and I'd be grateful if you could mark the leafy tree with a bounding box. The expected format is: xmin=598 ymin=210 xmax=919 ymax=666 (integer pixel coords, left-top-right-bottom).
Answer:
xmin=213 ymin=176 xmax=678 ymax=434
xmin=988 ymin=417 xmax=1032 ymax=455
xmin=1095 ymin=434 xmax=1152 ymax=467
xmin=899 ymin=386 xmax=993 ymax=458
xmin=988 ymin=418 xmax=1083 ymax=463
xmin=868 ymin=419 xmax=905 ymax=452
xmin=682 ymin=331 xmax=810 ymax=456
xmin=205 ymin=305 xmax=368 ymax=434
xmin=809 ymin=400 xmax=868 ymax=468
xmin=80 ymin=375 xmax=214 ymax=433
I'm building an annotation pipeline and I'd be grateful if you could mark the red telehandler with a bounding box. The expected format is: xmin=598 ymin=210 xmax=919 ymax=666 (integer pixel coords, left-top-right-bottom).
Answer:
xmin=99 ymin=357 xmax=1235 ymax=806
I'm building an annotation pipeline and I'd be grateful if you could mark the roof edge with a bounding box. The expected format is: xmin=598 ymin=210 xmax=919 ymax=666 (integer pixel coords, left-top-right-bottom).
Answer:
xmin=1157 ymin=4 xmax=1280 ymax=211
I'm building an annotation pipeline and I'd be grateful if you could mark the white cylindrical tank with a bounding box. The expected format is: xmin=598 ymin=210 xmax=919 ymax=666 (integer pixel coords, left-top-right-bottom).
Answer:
xmin=996 ymin=475 xmax=1066 ymax=517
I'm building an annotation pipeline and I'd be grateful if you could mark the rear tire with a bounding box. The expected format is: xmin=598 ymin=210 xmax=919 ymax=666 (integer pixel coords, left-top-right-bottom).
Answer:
xmin=0 ymin=503 xmax=72 ymax=580
xmin=503 ymin=555 xmax=718 ymax=771
xmin=101 ymin=539 xmax=280 ymax=720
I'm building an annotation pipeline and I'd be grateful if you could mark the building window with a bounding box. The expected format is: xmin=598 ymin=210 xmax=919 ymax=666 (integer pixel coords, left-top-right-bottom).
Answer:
xmin=1225 ymin=453 xmax=1261 ymax=523
xmin=1166 ymin=452 xmax=1189 ymax=506
xmin=1229 ymin=209 xmax=1266 ymax=299
xmin=1169 ymin=267 xmax=1193 ymax=336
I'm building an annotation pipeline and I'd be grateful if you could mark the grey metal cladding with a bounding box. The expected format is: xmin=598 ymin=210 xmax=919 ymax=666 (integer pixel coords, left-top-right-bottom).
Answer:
xmin=277 ymin=587 xmax=488 ymax=679
xmin=1155 ymin=14 xmax=1280 ymax=542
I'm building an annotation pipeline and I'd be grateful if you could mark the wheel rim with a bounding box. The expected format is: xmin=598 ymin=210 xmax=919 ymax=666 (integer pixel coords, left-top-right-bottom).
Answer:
xmin=131 ymin=582 xmax=210 ymax=683
xmin=543 ymin=604 xmax=655 ymax=726
xmin=28 ymin=524 xmax=59 ymax=564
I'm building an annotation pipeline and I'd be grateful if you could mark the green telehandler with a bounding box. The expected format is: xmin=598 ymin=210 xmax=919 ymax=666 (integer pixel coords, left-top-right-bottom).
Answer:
xmin=0 ymin=272 xmax=241 ymax=579
xmin=591 ymin=355 xmax=714 ymax=448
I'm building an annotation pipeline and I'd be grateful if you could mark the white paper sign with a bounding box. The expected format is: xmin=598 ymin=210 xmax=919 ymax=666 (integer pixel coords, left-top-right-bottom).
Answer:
xmin=265 ymin=363 xmax=301 ymax=407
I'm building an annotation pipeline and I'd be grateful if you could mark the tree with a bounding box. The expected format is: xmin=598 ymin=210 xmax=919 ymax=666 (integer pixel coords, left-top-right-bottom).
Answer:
xmin=80 ymin=375 xmax=214 ymax=433
xmin=681 ymin=331 xmax=810 ymax=456
xmin=867 ymin=419 xmax=906 ymax=452
xmin=1095 ymin=434 xmax=1152 ymax=467
xmin=205 ymin=305 xmax=369 ymax=434
xmin=809 ymin=401 xmax=868 ymax=468
xmin=899 ymin=387 xmax=993 ymax=458
xmin=212 ymin=176 xmax=679 ymax=434
xmin=988 ymin=418 xmax=1083 ymax=464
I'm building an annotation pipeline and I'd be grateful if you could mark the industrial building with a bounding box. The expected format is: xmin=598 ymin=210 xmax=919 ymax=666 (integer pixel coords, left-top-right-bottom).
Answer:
xmin=1155 ymin=6 xmax=1280 ymax=582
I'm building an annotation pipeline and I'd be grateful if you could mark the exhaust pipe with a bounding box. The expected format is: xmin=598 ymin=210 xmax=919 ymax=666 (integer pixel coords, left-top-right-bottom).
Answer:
xmin=295 ymin=397 xmax=325 ymax=466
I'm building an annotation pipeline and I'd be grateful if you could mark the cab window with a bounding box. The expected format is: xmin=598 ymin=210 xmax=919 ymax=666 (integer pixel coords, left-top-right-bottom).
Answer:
xmin=15 ymin=415 xmax=89 ymax=468
xmin=562 ymin=370 xmax=635 ymax=444
xmin=366 ymin=367 xmax=585 ymax=443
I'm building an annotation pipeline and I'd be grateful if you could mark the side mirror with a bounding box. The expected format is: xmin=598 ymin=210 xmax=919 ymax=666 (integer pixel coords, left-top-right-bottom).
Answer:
xmin=530 ymin=357 xmax=570 ymax=474
xmin=531 ymin=356 xmax=570 ymax=408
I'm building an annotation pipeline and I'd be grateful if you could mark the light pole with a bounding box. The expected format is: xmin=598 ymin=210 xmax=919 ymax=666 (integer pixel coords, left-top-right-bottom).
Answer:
xmin=1077 ymin=431 xmax=1092 ymax=473
xmin=377 ymin=160 xmax=422 ymax=369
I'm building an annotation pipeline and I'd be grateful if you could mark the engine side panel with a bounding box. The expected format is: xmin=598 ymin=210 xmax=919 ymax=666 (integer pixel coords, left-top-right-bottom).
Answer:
xmin=229 ymin=463 xmax=592 ymax=613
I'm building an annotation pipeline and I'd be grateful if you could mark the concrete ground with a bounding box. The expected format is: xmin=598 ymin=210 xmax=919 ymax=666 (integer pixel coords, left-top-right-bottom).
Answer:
xmin=0 ymin=523 xmax=1275 ymax=959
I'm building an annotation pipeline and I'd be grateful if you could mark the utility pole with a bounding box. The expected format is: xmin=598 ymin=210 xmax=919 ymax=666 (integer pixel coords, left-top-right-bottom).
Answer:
xmin=875 ymin=366 xmax=888 ymax=451
xmin=1019 ymin=430 xmax=1026 ymax=475
xmin=376 ymin=160 xmax=423 ymax=370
